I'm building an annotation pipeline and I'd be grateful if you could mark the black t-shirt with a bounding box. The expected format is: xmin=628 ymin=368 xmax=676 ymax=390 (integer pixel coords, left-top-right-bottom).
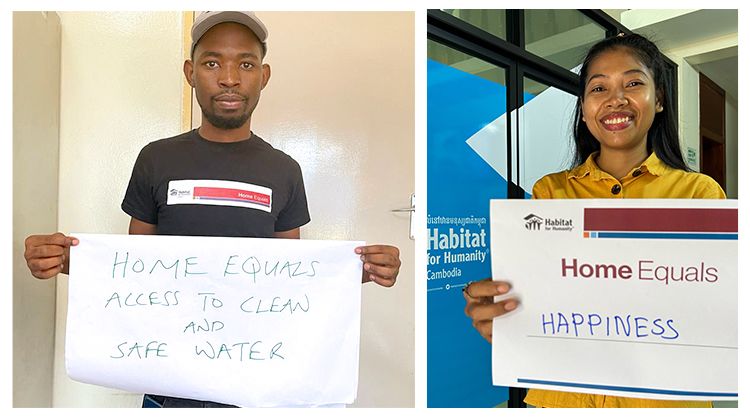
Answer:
xmin=121 ymin=129 xmax=310 ymax=237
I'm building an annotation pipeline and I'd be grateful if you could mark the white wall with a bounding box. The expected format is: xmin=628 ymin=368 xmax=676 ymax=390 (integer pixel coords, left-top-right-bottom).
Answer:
xmin=12 ymin=11 xmax=61 ymax=408
xmin=675 ymin=60 xmax=701 ymax=171
xmin=53 ymin=11 xmax=184 ymax=407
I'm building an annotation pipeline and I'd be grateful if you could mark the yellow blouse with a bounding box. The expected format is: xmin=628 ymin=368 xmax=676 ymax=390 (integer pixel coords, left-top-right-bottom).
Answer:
xmin=532 ymin=152 xmax=726 ymax=200
xmin=525 ymin=152 xmax=725 ymax=408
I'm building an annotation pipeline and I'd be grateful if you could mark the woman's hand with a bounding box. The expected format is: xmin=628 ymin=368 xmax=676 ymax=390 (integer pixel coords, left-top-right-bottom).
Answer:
xmin=463 ymin=278 xmax=519 ymax=343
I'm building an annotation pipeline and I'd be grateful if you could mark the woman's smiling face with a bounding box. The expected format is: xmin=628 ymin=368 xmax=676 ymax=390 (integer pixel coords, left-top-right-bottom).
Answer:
xmin=581 ymin=47 xmax=663 ymax=154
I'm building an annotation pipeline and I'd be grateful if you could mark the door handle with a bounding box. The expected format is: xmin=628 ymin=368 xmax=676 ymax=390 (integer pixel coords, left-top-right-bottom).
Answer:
xmin=390 ymin=193 xmax=415 ymax=240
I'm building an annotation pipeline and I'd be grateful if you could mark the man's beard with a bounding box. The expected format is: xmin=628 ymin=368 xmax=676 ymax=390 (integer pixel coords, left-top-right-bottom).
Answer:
xmin=202 ymin=109 xmax=252 ymax=129
xmin=198 ymin=94 xmax=253 ymax=129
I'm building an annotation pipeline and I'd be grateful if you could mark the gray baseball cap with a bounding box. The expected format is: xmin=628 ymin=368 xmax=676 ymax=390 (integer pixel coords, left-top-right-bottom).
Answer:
xmin=190 ymin=11 xmax=268 ymax=57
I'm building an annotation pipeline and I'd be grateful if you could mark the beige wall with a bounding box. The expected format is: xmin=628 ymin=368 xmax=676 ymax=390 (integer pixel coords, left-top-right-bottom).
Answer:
xmin=53 ymin=11 xmax=184 ymax=407
xmin=12 ymin=11 xmax=61 ymax=408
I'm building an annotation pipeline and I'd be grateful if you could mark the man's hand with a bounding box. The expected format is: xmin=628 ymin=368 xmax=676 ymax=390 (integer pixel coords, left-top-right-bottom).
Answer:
xmin=24 ymin=233 xmax=79 ymax=279
xmin=356 ymin=245 xmax=401 ymax=287
xmin=464 ymin=278 xmax=519 ymax=343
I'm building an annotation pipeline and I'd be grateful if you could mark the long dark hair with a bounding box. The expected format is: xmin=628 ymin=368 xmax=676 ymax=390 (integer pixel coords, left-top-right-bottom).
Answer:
xmin=571 ymin=33 xmax=690 ymax=171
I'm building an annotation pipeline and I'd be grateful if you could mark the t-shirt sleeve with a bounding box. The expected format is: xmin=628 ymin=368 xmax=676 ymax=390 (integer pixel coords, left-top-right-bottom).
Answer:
xmin=121 ymin=146 xmax=158 ymax=224
xmin=275 ymin=160 xmax=311 ymax=232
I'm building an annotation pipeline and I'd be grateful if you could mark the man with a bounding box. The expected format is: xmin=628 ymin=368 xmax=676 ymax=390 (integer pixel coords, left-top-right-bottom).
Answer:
xmin=23 ymin=11 xmax=401 ymax=408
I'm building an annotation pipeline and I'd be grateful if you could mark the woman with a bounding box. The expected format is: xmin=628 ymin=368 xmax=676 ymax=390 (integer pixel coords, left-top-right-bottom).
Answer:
xmin=463 ymin=33 xmax=725 ymax=408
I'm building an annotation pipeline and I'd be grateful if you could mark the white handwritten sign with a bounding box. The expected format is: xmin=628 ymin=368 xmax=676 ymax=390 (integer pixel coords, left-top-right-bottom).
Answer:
xmin=490 ymin=199 xmax=737 ymax=400
xmin=66 ymin=234 xmax=364 ymax=407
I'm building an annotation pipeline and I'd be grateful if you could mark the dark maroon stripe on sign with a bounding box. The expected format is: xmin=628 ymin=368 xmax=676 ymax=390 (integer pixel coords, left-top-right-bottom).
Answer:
xmin=583 ymin=208 xmax=737 ymax=233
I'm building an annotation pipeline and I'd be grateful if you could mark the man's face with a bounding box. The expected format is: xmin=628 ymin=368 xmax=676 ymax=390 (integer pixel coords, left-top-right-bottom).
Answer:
xmin=184 ymin=22 xmax=270 ymax=130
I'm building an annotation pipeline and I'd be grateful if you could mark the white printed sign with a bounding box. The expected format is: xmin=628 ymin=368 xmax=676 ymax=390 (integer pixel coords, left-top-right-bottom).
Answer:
xmin=490 ymin=199 xmax=737 ymax=400
xmin=67 ymin=234 xmax=364 ymax=407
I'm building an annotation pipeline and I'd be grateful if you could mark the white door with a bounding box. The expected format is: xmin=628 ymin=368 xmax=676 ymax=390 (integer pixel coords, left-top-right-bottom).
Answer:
xmin=191 ymin=12 xmax=415 ymax=408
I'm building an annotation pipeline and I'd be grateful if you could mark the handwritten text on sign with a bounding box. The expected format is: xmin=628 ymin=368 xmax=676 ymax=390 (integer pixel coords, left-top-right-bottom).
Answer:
xmin=66 ymin=234 xmax=364 ymax=407
xmin=490 ymin=199 xmax=737 ymax=400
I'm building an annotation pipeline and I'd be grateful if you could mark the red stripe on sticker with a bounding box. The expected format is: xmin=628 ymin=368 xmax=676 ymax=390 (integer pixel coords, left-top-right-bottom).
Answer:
xmin=194 ymin=187 xmax=271 ymax=206
xmin=583 ymin=208 xmax=737 ymax=233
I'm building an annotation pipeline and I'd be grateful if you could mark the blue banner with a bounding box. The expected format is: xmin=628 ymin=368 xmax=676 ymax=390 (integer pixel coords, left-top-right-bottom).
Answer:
xmin=427 ymin=58 xmax=508 ymax=407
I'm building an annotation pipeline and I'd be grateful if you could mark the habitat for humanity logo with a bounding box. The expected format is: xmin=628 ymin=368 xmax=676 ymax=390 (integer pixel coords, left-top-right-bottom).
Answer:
xmin=524 ymin=213 xmax=574 ymax=232
xmin=169 ymin=188 xmax=191 ymax=198
xmin=524 ymin=214 xmax=544 ymax=230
